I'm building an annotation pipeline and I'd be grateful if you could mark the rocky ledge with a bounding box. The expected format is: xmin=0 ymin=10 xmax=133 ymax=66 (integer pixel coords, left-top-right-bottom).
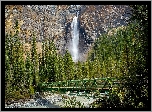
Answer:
xmin=5 ymin=5 xmax=132 ymax=61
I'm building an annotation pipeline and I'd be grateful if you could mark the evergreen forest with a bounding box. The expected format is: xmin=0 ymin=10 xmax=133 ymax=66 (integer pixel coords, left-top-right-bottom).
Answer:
xmin=5 ymin=5 xmax=149 ymax=108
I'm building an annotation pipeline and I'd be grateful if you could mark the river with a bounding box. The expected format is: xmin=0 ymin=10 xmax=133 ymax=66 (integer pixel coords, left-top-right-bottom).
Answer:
xmin=5 ymin=91 xmax=109 ymax=108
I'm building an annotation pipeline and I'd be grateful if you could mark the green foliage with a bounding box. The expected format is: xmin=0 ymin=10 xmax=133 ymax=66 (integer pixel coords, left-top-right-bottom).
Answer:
xmin=39 ymin=41 xmax=46 ymax=82
xmin=25 ymin=52 xmax=33 ymax=87
xmin=58 ymin=55 xmax=65 ymax=81
xmin=88 ymin=23 xmax=148 ymax=108
xmin=76 ymin=61 xmax=83 ymax=80
xmin=31 ymin=34 xmax=39 ymax=87
xmin=87 ymin=5 xmax=149 ymax=109
xmin=5 ymin=5 xmax=149 ymax=109
xmin=5 ymin=20 xmax=40 ymax=102
xmin=63 ymin=50 xmax=75 ymax=80
xmin=29 ymin=85 xmax=35 ymax=95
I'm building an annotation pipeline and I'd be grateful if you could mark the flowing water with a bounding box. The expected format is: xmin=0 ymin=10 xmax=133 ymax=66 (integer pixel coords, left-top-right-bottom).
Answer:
xmin=5 ymin=91 xmax=109 ymax=108
xmin=70 ymin=14 xmax=79 ymax=62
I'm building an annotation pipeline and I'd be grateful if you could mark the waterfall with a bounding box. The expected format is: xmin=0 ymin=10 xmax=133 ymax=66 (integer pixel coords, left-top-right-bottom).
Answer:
xmin=70 ymin=14 xmax=79 ymax=62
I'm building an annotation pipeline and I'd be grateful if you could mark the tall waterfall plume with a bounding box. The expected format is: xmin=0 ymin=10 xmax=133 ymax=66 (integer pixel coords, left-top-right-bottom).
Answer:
xmin=70 ymin=14 xmax=79 ymax=62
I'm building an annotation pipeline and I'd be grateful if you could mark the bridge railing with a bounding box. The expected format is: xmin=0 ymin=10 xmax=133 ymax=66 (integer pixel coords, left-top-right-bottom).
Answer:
xmin=40 ymin=77 xmax=123 ymax=93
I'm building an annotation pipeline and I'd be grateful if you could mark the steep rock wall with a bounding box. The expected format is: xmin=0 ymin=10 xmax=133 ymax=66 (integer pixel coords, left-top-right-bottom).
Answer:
xmin=5 ymin=5 xmax=132 ymax=61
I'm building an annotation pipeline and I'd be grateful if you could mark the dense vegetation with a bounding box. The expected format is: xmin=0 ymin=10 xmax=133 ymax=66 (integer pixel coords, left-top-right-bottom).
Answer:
xmin=88 ymin=5 xmax=149 ymax=108
xmin=5 ymin=5 xmax=149 ymax=108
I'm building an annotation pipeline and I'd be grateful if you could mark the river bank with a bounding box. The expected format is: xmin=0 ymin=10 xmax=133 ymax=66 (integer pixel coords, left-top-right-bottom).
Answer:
xmin=5 ymin=91 xmax=109 ymax=108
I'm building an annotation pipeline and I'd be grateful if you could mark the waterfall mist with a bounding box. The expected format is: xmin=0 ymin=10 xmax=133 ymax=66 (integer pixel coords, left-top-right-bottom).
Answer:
xmin=69 ymin=14 xmax=79 ymax=62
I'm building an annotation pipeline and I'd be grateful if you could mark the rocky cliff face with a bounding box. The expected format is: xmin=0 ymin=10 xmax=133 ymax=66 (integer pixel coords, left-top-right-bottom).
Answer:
xmin=5 ymin=5 xmax=131 ymax=61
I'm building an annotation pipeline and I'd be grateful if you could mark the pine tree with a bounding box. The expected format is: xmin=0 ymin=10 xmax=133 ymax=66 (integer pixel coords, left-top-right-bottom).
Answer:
xmin=88 ymin=60 xmax=93 ymax=79
xmin=93 ymin=57 xmax=102 ymax=78
xmin=31 ymin=34 xmax=39 ymax=88
xmin=39 ymin=41 xmax=47 ymax=82
xmin=9 ymin=24 xmax=26 ymax=91
xmin=58 ymin=55 xmax=65 ymax=81
xmin=47 ymin=48 xmax=55 ymax=82
xmin=5 ymin=34 xmax=13 ymax=97
xmin=25 ymin=52 xmax=33 ymax=88
xmin=81 ymin=61 xmax=89 ymax=79
xmin=54 ymin=55 xmax=61 ymax=82
xmin=16 ymin=39 xmax=26 ymax=89
xmin=41 ymin=39 xmax=57 ymax=83
xmin=76 ymin=61 xmax=83 ymax=80
xmin=63 ymin=50 xmax=74 ymax=80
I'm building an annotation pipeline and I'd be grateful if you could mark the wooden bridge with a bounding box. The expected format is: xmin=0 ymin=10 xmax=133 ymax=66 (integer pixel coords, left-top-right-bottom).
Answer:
xmin=39 ymin=77 xmax=122 ymax=94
